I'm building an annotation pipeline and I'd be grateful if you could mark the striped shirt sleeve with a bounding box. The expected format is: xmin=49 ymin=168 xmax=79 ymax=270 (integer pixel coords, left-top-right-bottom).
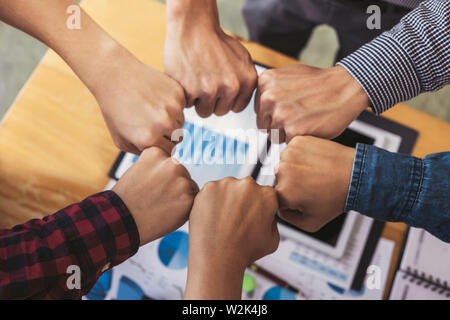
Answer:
xmin=337 ymin=0 xmax=450 ymax=114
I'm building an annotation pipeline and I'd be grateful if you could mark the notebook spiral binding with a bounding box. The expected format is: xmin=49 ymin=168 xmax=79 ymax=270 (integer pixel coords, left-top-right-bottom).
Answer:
xmin=404 ymin=266 xmax=450 ymax=298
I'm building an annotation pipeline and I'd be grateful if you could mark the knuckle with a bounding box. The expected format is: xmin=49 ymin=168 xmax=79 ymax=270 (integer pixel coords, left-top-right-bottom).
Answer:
xmin=160 ymin=109 xmax=173 ymax=127
xmin=175 ymin=86 xmax=187 ymax=105
xmin=291 ymin=135 xmax=308 ymax=145
xmin=141 ymin=146 xmax=164 ymax=160
xmin=271 ymin=107 xmax=286 ymax=124
xmin=202 ymin=180 xmax=218 ymax=193
xmin=260 ymin=91 xmax=277 ymax=109
xmin=114 ymin=140 xmax=127 ymax=152
xmin=274 ymin=180 xmax=285 ymax=194
xmin=178 ymin=177 xmax=193 ymax=193
xmin=284 ymin=126 xmax=297 ymax=141
xmin=200 ymin=80 xmax=218 ymax=98
xmin=223 ymin=76 xmax=240 ymax=95
xmin=258 ymin=71 xmax=273 ymax=87
xmin=138 ymin=129 xmax=156 ymax=149
xmin=280 ymin=147 xmax=293 ymax=162
xmin=165 ymin=158 xmax=184 ymax=173
xmin=222 ymin=176 xmax=237 ymax=186
xmin=241 ymin=176 xmax=256 ymax=187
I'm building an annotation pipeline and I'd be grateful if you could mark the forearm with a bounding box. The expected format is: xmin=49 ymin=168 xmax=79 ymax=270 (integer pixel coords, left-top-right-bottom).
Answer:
xmin=185 ymin=256 xmax=246 ymax=300
xmin=166 ymin=0 xmax=220 ymax=30
xmin=0 ymin=191 xmax=139 ymax=299
xmin=0 ymin=0 xmax=132 ymax=95
xmin=338 ymin=0 xmax=450 ymax=114
xmin=345 ymin=144 xmax=450 ymax=243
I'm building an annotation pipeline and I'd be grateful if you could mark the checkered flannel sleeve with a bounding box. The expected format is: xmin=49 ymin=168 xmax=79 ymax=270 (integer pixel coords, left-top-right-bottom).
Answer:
xmin=0 ymin=190 xmax=140 ymax=300
xmin=338 ymin=0 xmax=450 ymax=114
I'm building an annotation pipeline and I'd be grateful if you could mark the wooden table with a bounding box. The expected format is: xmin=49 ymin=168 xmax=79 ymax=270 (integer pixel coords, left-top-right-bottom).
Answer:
xmin=0 ymin=0 xmax=449 ymax=299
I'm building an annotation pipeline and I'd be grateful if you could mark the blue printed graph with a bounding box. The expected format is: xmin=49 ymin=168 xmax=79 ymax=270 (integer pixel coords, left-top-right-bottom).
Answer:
xmin=116 ymin=276 xmax=146 ymax=300
xmin=157 ymin=231 xmax=189 ymax=270
xmin=85 ymin=270 xmax=112 ymax=300
xmin=327 ymin=282 xmax=366 ymax=297
xmin=263 ymin=286 xmax=296 ymax=300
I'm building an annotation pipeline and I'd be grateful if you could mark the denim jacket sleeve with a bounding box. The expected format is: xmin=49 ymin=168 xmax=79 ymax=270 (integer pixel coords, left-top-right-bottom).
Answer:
xmin=344 ymin=143 xmax=450 ymax=243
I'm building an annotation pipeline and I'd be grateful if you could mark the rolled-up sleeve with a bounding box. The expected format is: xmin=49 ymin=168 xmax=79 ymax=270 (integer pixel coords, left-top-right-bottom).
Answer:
xmin=338 ymin=0 xmax=450 ymax=114
xmin=0 ymin=191 xmax=140 ymax=299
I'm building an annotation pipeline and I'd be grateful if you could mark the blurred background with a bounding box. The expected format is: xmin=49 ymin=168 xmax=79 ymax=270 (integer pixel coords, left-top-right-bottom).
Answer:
xmin=1 ymin=0 xmax=449 ymax=122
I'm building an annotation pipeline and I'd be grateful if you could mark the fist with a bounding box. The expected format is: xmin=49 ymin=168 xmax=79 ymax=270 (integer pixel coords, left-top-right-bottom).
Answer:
xmin=165 ymin=23 xmax=257 ymax=118
xmin=184 ymin=177 xmax=279 ymax=299
xmin=113 ymin=147 xmax=198 ymax=245
xmin=255 ymin=64 xmax=369 ymax=143
xmin=96 ymin=58 xmax=186 ymax=155
xmin=189 ymin=177 xmax=279 ymax=268
xmin=275 ymin=136 xmax=355 ymax=232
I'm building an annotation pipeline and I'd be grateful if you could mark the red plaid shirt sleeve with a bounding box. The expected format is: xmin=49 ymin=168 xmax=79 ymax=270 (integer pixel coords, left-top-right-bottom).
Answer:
xmin=0 ymin=190 xmax=140 ymax=300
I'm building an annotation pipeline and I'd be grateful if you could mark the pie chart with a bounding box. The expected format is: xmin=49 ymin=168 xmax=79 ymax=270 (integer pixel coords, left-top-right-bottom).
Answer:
xmin=157 ymin=231 xmax=189 ymax=270
xmin=263 ymin=286 xmax=296 ymax=300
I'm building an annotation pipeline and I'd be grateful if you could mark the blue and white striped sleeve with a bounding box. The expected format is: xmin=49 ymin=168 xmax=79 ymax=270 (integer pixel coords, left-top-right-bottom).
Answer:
xmin=337 ymin=0 xmax=450 ymax=114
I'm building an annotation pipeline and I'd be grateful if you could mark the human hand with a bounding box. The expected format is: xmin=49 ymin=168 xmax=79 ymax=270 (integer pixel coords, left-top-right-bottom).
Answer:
xmin=275 ymin=136 xmax=355 ymax=232
xmin=185 ymin=177 xmax=279 ymax=300
xmin=255 ymin=64 xmax=369 ymax=143
xmin=164 ymin=1 xmax=257 ymax=117
xmin=90 ymin=47 xmax=186 ymax=155
xmin=112 ymin=147 xmax=198 ymax=245
xmin=0 ymin=0 xmax=187 ymax=155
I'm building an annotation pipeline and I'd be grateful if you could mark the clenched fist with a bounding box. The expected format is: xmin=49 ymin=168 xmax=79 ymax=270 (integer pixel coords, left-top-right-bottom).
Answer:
xmin=93 ymin=48 xmax=187 ymax=155
xmin=255 ymin=64 xmax=369 ymax=143
xmin=113 ymin=147 xmax=198 ymax=245
xmin=275 ymin=136 xmax=355 ymax=232
xmin=185 ymin=177 xmax=279 ymax=300
xmin=164 ymin=0 xmax=258 ymax=118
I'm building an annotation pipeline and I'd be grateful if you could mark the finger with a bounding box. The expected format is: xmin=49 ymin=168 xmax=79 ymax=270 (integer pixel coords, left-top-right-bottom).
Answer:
xmin=124 ymin=141 xmax=141 ymax=155
xmin=214 ymin=94 xmax=235 ymax=116
xmin=278 ymin=209 xmax=324 ymax=233
xmin=184 ymin=86 xmax=197 ymax=109
xmin=153 ymin=136 xmax=177 ymax=156
xmin=188 ymin=178 xmax=200 ymax=194
xmin=277 ymin=208 xmax=307 ymax=229
xmin=166 ymin=105 xmax=185 ymax=128
xmin=254 ymin=87 xmax=261 ymax=114
xmin=257 ymin=111 xmax=272 ymax=130
xmin=232 ymin=85 xmax=255 ymax=114
xmin=263 ymin=186 xmax=279 ymax=214
xmin=195 ymin=93 xmax=217 ymax=118
xmin=257 ymin=94 xmax=275 ymax=130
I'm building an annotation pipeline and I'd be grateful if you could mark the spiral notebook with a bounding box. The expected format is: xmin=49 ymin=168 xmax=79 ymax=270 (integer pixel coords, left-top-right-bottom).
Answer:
xmin=390 ymin=228 xmax=450 ymax=300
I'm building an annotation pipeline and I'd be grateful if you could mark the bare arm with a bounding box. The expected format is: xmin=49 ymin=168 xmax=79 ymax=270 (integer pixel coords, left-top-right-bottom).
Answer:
xmin=0 ymin=0 xmax=186 ymax=155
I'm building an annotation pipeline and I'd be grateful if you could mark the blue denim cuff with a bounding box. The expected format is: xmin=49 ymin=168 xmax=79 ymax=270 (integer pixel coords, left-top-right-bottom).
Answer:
xmin=344 ymin=143 xmax=424 ymax=224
